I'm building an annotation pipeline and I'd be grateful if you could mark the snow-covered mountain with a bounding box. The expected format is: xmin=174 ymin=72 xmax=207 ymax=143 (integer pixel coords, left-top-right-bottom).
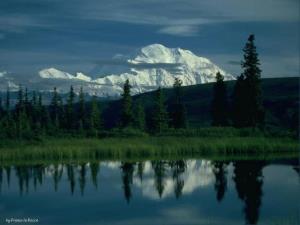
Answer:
xmin=2 ymin=44 xmax=235 ymax=97
xmin=39 ymin=68 xmax=92 ymax=82
xmin=0 ymin=71 xmax=19 ymax=91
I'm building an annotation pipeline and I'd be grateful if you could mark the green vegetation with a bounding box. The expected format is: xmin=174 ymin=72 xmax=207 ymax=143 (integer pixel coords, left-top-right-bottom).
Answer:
xmin=0 ymin=134 xmax=298 ymax=165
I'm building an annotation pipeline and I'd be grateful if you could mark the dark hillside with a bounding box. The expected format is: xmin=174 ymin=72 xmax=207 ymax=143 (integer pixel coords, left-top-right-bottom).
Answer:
xmin=102 ymin=77 xmax=299 ymax=130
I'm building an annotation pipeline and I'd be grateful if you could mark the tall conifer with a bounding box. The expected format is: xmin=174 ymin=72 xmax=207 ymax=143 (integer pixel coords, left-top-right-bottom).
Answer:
xmin=211 ymin=72 xmax=228 ymax=126
xmin=241 ymin=34 xmax=264 ymax=127
xmin=170 ymin=78 xmax=187 ymax=128
xmin=121 ymin=79 xmax=133 ymax=128
xmin=152 ymin=87 xmax=169 ymax=133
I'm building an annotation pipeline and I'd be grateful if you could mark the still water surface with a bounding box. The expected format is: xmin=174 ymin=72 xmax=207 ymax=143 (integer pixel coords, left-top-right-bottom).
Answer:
xmin=0 ymin=159 xmax=299 ymax=225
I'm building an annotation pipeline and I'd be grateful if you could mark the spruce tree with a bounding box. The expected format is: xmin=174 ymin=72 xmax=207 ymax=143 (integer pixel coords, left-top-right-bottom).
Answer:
xmin=78 ymin=87 xmax=86 ymax=130
xmin=121 ymin=79 xmax=133 ymax=128
xmin=5 ymin=87 xmax=10 ymax=113
xmin=170 ymin=78 xmax=187 ymax=129
xmin=241 ymin=34 xmax=265 ymax=127
xmin=211 ymin=72 xmax=228 ymax=126
xmin=89 ymin=95 xmax=101 ymax=137
xmin=57 ymin=95 xmax=64 ymax=130
xmin=50 ymin=87 xmax=60 ymax=129
xmin=0 ymin=96 xmax=3 ymax=119
xmin=152 ymin=87 xmax=169 ymax=133
xmin=38 ymin=93 xmax=49 ymax=133
xmin=133 ymin=102 xmax=146 ymax=131
xmin=31 ymin=91 xmax=43 ymax=137
xmin=233 ymin=75 xmax=247 ymax=127
xmin=66 ymin=86 xmax=75 ymax=129
xmin=16 ymin=86 xmax=31 ymax=138
xmin=1 ymin=88 xmax=16 ymax=138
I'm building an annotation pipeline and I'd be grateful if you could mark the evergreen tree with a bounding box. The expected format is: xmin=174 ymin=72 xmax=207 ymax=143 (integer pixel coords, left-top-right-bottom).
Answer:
xmin=37 ymin=93 xmax=43 ymax=128
xmin=211 ymin=72 xmax=228 ymax=126
xmin=241 ymin=34 xmax=265 ymax=127
xmin=232 ymin=75 xmax=248 ymax=127
xmin=31 ymin=91 xmax=37 ymax=107
xmin=0 ymin=96 xmax=3 ymax=119
xmin=133 ymin=101 xmax=145 ymax=131
xmin=66 ymin=86 xmax=75 ymax=129
xmin=121 ymin=79 xmax=133 ymax=128
xmin=16 ymin=86 xmax=31 ymax=139
xmin=89 ymin=95 xmax=101 ymax=136
xmin=38 ymin=93 xmax=49 ymax=133
xmin=170 ymin=78 xmax=187 ymax=128
xmin=5 ymin=87 xmax=10 ymax=112
xmin=16 ymin=86 xmax=24 ymax=110
xmin=50 ymin=87 xmax=60 ymax=129
xmin=78 ymin=87 xmax=86 ymax=130
xmin=1 ymin=88 xmax=16 ymax=138
xmin=31 ymin=91 xmax=39 ymax=132
xmin=0 ymin=96 xmax=4 ymax=138
xmin=24 ymin=88 xmax=30 ymax=115
xmin=57 ymin=95 xmax=64 ymax=130
xmin=152 ymin=87 xmax=169 ymax=133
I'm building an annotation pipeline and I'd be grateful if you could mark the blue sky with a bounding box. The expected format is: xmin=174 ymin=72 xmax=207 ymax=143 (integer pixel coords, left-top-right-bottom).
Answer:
xmin=0 ymin=0 xmax=299 ymax=78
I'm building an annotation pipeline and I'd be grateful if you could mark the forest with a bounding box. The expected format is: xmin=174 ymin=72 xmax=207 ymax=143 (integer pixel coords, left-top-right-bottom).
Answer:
xmin=0 ymin=35 xmax=298 ymax=149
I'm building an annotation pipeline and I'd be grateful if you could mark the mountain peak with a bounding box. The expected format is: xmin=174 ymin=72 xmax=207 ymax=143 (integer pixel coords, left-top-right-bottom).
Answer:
xmin=26 ymin=44 xmax=235 ymax=97
xmin=39 ymin=68 xmax=75 ymax=79
xmin=0 ymin=71 xmax=8 ymax=78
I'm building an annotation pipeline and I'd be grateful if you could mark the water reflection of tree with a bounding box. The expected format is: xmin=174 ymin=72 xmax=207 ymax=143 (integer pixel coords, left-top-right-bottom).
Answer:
xmin=79 ymin=163 xmax=86 ymax=196
xmin=0 ymin=167 xmax=2 ymax=192
xmin=137 ymin=162 xmax=144 ymax=183
xmin=67 ymin=164 xmax=76 ymax=195
xmin=212 ymin=161 xmax=228 ymax=202
xmin=233 ymin=161 xmax=265 ymax=225
xmin=170 ymin=160 xmax=186 ymax=199
xmin=53 ymin=164 xmax=63 ymax=192
xmin=5 ymin=166 xmax=11 ymax=188
xmin=90 ymin=162 xmax=100 ymax=189
xmin=15 ymin=166 xmax=31 ymax=195
xmin=121 ymin=162 xmax=135 ymax=203
xmin=152 ymin=160 xmax=168 ymax=198
xmin=32 ymin=165 xmax=44 ymax=191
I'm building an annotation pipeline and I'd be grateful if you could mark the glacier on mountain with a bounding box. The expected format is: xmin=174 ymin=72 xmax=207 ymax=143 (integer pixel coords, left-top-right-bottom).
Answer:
xmin=2 ymin=44 xmax=236 ymax=97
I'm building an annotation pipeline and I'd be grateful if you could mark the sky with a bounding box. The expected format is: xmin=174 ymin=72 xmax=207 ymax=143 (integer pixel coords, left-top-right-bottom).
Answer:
xmin=0 ymin=0 xmax=299 ymax=78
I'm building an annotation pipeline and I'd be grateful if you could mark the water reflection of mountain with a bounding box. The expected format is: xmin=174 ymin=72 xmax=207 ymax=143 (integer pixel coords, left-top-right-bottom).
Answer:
xmin=132 ymin=160 xmax=214 ymax=200
xmin=0 ymin=160 xmax=216 ymax=198
xmin=0 ymin=159 xmax=299 ymax=225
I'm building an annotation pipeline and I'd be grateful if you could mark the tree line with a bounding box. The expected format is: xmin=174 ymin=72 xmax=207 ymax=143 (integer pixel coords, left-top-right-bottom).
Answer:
xmin=0 ymin=34 xmax=265 ymax=139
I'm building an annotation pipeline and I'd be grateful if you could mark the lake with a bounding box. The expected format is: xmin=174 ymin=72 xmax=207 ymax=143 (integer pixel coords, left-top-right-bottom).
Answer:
xmin=0 ymin=159 xmax=299 ymax=225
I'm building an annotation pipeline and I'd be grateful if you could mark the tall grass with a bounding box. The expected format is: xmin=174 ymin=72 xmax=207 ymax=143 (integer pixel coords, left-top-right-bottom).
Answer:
xmin=0 ymin=136 xmax=298 ymax=165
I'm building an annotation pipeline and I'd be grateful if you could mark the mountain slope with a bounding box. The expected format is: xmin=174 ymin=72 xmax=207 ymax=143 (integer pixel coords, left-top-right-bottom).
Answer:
xmin=102 ymin=77 xmax=299 ymax=129
xmin=37 ymin=44 xmax=235 ymax=96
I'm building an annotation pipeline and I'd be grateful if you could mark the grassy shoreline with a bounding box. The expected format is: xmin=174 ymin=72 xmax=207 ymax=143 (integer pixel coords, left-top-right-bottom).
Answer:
xmin=0 ymin=137 xmax=298 ymax=164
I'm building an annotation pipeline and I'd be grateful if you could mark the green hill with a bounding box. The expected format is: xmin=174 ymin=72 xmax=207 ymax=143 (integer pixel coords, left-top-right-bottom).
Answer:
xmin=102 ymin=77 xmax=299 ymax=130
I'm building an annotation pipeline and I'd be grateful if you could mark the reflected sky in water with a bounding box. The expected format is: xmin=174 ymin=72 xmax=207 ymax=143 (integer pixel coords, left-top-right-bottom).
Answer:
xmin=0 ymin=159 xmax=299 ymax=225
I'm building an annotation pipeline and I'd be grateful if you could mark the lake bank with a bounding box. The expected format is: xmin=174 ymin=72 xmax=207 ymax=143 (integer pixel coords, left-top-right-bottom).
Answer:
xmin=0 ymin=137 xmax=298 ymax=164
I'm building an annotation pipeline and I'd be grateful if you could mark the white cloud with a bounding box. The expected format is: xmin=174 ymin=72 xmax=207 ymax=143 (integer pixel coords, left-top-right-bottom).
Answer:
xmin=77 ymin=0 xmax=299 ymax=28
xmin=158 ymin=25 xmax=199 ymax=36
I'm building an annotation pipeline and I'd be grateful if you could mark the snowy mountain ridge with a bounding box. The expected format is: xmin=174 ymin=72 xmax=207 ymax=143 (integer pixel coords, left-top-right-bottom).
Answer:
xmin=2 ymin=44 xmax=235 ymax=97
